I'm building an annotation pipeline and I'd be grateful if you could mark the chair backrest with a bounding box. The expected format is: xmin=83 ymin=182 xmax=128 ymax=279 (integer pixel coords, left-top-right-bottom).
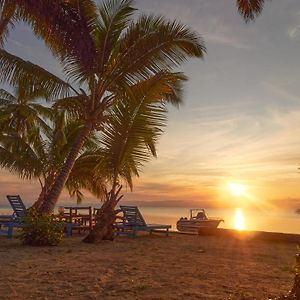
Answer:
xmin=7 ymin=195 xmax=27 ymax=218
xmin=120 ymin=206 xmax=146 ymax=226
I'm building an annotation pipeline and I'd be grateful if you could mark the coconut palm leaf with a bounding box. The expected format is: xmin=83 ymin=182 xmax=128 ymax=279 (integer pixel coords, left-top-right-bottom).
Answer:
xmin=0 ymin=0 xmax=98 ymax=69
xmin=95 ymin=0 xmax=135 ymax=70
xmin=0 ymin=85 xmax=54 ymax=136
xmin=237 ymin=0 xmax=266 ymax=22
xmin=0 ymin=88 xmax=16 ymax=103
xmin=93 ymin=71 xmax=185 ymax=190
xmin=0 ymin=49 xmax=73 ymax=100
xmin=53 ymin=95 xmax=88 ymax=120
xmin=66 ymin=153 xmax=107 ymax=203
xmin=106 ymin=14 xmax=205 ymax=88
xmin=0 ymin=0 xmax=17 ymax=46
xmin=0 ymin=130 xmax=44 ymax=179
xmin=63 ymin=0 xmax=135 ymax=83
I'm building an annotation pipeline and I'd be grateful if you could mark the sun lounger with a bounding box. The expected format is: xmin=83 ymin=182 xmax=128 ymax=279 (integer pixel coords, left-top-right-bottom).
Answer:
xmin=0 ymin=195 xmax=26 ymax=238
xmin=7 ymin=195 xmax=27 ymax=218
xmin=0 ymin=195 xmax=74 ymax=238
xmin=116 ymin=205 xmax=171 ymax=236
xmin=0 ymin=195 xmax=28 ymax=238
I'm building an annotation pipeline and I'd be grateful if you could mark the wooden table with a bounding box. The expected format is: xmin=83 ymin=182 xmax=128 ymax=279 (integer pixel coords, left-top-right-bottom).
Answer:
xmin=62 ymin=206 xmax=93 ymax=233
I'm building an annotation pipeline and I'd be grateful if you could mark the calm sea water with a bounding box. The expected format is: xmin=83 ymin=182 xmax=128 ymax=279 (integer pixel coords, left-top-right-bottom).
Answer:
xmin=1 ymin=205 xmax=299 ymax=234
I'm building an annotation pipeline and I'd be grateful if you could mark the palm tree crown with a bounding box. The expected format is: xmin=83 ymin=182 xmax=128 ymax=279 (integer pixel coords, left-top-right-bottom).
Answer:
xmin=0 ymin=0 xmax=206 ymax=212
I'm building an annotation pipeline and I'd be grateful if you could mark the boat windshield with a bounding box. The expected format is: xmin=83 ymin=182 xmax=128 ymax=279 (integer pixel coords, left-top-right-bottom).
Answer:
xmin=190 ymin=209 xmax=208 ymax=220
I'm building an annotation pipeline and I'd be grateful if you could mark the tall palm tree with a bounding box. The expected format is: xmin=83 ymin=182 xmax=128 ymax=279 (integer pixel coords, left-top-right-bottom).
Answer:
xmin=0 ymin=110 xmax=105 ymax=207
xmin=0 ymin=70 xmax=184 ymax=222
xmin=82 ymin=70 xmax=186 ymax=242
xmin=0 ymin=0 xmax=205 ymax=213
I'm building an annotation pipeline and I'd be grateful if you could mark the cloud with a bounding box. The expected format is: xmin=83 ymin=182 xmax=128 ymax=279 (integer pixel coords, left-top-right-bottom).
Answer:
xmin=263 ymin=82 xmax=300 ymax=104
xmin=288 ymin=24 xmax=300 ymax=40
xmin=202 ymin=22 xmax=250 ymax=49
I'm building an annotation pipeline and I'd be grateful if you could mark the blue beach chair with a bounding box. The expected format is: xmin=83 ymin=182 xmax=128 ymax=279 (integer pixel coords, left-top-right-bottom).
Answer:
xmin=116 ymin=205 xmax=171 ymax=237
xmin=0 ymin=195 xmax=74 ymax=238
xmin=0 ymin=195 xmax=27 ymax=238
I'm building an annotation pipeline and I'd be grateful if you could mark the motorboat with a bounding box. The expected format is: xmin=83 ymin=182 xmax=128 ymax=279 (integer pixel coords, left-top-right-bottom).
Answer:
xmin=176 ymin=209 xmax=223 ymax=233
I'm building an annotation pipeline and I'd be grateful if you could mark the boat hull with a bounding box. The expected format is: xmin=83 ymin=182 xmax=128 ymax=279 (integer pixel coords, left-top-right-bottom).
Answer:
xmin=176 ymin=219 xmax=222 ymax=233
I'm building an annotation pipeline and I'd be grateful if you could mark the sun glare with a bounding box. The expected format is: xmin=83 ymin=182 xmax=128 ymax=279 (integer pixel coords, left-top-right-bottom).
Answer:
xmin=235 ymin=208 xmax=245 ymax=231
xmin=228 ymin=182 xmax=248 ymax=197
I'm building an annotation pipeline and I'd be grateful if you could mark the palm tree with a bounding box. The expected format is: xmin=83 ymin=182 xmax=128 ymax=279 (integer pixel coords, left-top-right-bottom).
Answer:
xmin=0 ymin=0 xmax=205 ymax=213
xmin=0 ymin=109 xmax=105 ymax=207
xmin=82 ymin=70 xmax=186 ymax=242
xmin=0 ymin=70 xmax=184 ymax=228
xmin=0 ymin=85 xmax=52 ymax=137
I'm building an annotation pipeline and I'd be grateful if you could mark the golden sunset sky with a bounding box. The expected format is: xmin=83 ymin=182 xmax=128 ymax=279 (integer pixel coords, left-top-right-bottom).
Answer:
xmin=1 ymin=0 xmax=300 ymax=211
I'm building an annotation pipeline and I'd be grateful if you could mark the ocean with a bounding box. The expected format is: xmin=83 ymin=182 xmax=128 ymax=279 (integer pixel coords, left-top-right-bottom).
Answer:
xmin=1 ymin=205 xmax=300 ymax=234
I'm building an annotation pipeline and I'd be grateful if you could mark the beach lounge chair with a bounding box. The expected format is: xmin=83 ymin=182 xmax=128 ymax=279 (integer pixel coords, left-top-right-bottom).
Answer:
xmin=0 ymin=195 xmax=74 ymax=238
xmin=7 ymin=195 xmax=27 ymax=218
xmin=0 ymin=195 xmax=27 ymax=238
xmin=116 ymin=205 xmax=171 ymax=236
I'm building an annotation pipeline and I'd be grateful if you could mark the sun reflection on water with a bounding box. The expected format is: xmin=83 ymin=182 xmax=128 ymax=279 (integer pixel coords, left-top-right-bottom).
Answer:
xmin=235 ymin=208 xmax=245 ymax=231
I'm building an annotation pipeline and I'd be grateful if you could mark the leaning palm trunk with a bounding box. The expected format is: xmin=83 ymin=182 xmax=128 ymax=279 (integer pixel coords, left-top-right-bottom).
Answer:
xmin=82 ymin=185 xmax=123 ymax=243
xmin=32 ymin=185 xmax=49 ymax=211
xmin=32 ymin=172 xmax=57 ymax=211
xmin=39 ymin=122 xmax=93 ymax=214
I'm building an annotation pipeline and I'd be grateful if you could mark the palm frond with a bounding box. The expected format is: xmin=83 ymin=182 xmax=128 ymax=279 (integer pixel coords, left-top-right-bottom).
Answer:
xmin=0 ymin=131 xmax=44 ymax=179
xmin=127 ymin=71 xmax=187 ymax=108
xmin=0 ymin=49 xmax=73 ymax=99
xmin=107 ymin=14 xmax=205 ymax=87
xmin=64 ymin=0 xmax=135 ymax=83
xmin=96 ymin=0 xmax=135 ymax=70
xmin=0 ymin=0 xmax=17 ymax=46
xmin=53 ymin=95 xmax=87 ymax=120
xmin=0 ymin=88 xmax=16 ymax=103
xmin=237 ymin=0 xmax=266 ymax=22
xmin=29 ymin=103 xmax=53 ymax=120
xmin=3 ymin=0 xmax=98 ymax=69
xmin=66 ymin=152 xmax=107 ymax=202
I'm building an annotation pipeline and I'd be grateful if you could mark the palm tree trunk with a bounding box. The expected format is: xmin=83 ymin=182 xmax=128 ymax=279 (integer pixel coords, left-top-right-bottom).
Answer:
xmin=32 ymin=173 xmax=56 ymax=211
xmin=82 ymin=185 xmax=123 ymax=243
xmin=32 ymin=186 xmax=47 ymax=211
xmin=39 ymin=122 xmax=93 ymax=214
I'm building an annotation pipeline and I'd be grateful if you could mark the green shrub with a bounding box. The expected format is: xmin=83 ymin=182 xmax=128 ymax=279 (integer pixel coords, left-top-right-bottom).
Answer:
xmin=20 ymin=208 xmax=63 ymax=246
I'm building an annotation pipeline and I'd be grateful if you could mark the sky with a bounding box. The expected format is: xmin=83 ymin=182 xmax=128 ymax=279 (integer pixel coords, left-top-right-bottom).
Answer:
xmin=1 ymin=0 xmax=300 ymax=211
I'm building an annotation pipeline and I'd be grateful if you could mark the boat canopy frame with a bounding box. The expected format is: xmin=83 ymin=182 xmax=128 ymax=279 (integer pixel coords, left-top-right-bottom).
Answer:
xmin=190 ymin=209 xmax=208 ymax=220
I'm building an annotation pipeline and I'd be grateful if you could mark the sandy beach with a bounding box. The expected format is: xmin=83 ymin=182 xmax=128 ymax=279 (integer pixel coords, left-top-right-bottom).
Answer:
xmin=0 ymin=231 xmax=297 ymax=300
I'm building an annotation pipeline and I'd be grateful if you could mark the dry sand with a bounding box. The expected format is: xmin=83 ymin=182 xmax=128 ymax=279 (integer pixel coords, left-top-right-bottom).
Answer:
xmin=0 ymin=232 xmax=297 ymax=300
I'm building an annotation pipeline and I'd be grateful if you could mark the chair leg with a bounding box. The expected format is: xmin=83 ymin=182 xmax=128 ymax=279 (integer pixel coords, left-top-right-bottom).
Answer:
xmin=65 ymin=223 xmax=73 ymax=237
xmin=7 ymin=224 xmax=14 ymax=239
xmin=166 ymin=228 xmax=169 ymax=236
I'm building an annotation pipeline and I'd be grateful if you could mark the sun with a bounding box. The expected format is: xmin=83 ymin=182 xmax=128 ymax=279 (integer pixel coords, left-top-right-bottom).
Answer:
xmin=228 ymin=182 xmax=248 ymax=197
